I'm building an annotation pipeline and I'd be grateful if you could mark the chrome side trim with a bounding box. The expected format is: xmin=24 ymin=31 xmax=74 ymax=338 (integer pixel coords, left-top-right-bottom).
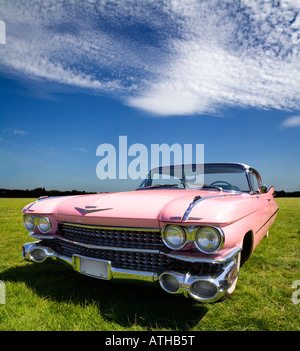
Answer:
xmin=255 ymin=209 xmax=279 ymax=234
xmin=182 ymin=194 xmax=242 ymax=221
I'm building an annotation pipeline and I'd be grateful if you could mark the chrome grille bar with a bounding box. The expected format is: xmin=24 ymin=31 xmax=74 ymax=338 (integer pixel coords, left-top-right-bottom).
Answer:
xmin=59 ymin=223 xmax=163 ymax=250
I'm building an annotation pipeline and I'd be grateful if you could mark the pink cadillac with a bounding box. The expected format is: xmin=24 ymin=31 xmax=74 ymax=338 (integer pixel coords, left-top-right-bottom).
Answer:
xmin=22 ymin=163 xmax=278 ymax=303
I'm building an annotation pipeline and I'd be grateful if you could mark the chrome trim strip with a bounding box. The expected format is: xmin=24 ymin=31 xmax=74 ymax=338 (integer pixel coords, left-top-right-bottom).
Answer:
xmin=28 ymin=232 xmax=162 ymax=254
xmin=111 ymin=267 xmax=158 ymax=283
xmin=163 ymin=247 xmax=241 ymax=264
xmin=255 ymin=209 xmax=279 ymax=234
xmin=62 ymin=222 xmax=161 ymax=232
xmin=182 ymin=194 xmax=242 ymax=221
xmin=29 ymin=232 xmax=54 ymax=240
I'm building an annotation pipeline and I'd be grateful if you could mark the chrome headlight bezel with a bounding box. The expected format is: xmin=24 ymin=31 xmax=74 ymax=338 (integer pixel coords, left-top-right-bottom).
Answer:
xmin=23 ymin=215 xmax=36 ymax=231
xmin=194 ymin=226 xmax=224 ymax=253
xmin=162 ymin=225 xmax=187 ymax=250
xmin=37 ymin=216 xmax=51 ymax=234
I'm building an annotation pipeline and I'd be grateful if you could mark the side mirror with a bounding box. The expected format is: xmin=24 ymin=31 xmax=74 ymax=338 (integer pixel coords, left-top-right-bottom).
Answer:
xmin=259 ymin=184 xmax=268 ymax=193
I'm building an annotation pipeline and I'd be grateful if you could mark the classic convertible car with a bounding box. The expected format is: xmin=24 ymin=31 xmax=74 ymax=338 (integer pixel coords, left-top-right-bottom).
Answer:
xmin=22 ymin=163 xmax=278 ymax=303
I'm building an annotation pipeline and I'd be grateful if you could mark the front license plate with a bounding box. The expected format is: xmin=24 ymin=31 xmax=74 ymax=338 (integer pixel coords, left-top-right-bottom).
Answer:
xmin=80 ymin=258 xmax=109 ymax=279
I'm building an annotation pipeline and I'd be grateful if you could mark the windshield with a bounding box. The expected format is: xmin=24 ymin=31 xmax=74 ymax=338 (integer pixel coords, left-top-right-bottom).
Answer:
xmin=137 ymin=164 xmax=251 ymax=193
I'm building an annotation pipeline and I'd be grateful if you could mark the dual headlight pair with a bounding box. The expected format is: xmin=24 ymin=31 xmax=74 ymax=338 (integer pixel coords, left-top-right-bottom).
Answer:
xmin=162 ymin=225 xmax=224 ymax=254
xmin=23 ymin=215 xmax=51 ymax=234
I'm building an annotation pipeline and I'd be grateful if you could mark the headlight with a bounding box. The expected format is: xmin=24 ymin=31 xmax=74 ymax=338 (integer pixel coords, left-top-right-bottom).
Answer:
xmin=195 ymin=226 xmax=223 ymax=253
xmin=37 ymin=216 xmax=51 ymax=233
xmin=163 ymin=225 xmax=186 ymax=250
xmin=23 ymin=215 xmax=35 ymax=231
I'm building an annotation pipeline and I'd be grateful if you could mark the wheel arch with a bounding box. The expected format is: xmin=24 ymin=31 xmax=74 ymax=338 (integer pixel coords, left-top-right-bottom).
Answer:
xmin=241 ymin=230 xmax=254 ymax=266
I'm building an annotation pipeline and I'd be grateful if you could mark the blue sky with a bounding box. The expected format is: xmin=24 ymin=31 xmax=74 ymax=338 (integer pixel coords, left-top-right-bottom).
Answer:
xmin=0 ymin=0 xmax=299 ymax=192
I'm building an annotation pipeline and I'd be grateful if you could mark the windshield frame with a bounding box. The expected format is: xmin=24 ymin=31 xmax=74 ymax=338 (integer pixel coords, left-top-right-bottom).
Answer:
xmin=137 ymin=163 xmax=261 ymax=194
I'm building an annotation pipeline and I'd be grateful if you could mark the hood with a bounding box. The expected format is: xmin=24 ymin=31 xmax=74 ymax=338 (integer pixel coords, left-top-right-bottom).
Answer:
xmin=22 ymin=189 xmax=250 ymax=228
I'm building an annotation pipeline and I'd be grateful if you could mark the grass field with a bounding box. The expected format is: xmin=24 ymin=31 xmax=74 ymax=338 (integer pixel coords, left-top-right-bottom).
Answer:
xmin=0 ymin=197 xmax=299 ymax=331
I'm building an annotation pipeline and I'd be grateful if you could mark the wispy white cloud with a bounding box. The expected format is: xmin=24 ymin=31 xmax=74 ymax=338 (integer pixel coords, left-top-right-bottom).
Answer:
xmin=129 ymin=0 xmax=300 ymax=115
xmin=74 ymin=147 xmax=89 ymax=154
xmin=281 ymin=0 xmax=300 ymax=9
xmin=12 ymin=129 xmax=27 ymax=136
xmin=281 ymin=115 xmax=300 ymax=127
xmin=1 ymin=128 xmax=27 ymax=136
xmin=0 ymin=0 xmax=299 ymax=116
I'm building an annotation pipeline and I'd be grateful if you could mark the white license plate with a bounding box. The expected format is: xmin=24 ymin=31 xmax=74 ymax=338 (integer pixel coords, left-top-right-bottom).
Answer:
xmin=80 ymin=258 xmax=109 ymax=279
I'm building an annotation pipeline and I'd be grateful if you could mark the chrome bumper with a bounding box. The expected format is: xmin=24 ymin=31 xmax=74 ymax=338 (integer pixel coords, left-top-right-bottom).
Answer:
xmin=22 ymin=241 xmax=240 ymax=303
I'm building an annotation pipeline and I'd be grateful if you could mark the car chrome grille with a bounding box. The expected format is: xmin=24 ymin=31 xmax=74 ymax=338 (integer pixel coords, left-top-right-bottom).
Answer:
xmin=58 ymin=223 xmax=163 ymax=250
xmin=38 ymin=239 xmax=224 ymax=275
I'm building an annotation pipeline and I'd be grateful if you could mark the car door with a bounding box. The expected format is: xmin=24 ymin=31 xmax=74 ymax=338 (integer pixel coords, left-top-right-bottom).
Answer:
xmin=250 ymin=171 xmax=275 ymax=238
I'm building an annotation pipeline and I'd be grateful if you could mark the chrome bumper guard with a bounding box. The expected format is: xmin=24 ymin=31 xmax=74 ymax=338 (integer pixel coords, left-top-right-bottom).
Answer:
xmin=22 ymin=241 xmax=240 ymax=303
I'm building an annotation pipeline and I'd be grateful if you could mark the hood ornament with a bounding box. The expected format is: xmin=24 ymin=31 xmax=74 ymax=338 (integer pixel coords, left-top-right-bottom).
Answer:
xmin=75 ymin=206 xmax=113 ymax=214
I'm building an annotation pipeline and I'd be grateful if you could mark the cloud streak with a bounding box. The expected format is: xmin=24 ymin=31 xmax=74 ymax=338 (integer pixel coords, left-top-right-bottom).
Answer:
xmin=0 ymin=0 xmax=299 ymax=116
xmin=1 ymin=128 xmax=27 ymax=136
xmin=281 ymin=115 xmax=300 ymax=127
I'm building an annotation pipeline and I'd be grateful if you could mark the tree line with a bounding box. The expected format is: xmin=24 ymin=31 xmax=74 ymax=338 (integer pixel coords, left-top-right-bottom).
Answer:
xmin=0 ymin=187 xmax=97 ymax=198
xmin=0 ymin=187 xmax=299 ymax=198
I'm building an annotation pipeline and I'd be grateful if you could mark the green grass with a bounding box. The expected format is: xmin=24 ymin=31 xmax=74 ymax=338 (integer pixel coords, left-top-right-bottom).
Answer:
xmin=0 ymin=197 xmax=299 ymax=331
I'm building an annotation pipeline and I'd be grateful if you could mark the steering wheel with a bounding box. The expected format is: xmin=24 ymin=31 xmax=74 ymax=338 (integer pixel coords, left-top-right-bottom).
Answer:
xmin=210 ymin=180 xmax=234 ymax=190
